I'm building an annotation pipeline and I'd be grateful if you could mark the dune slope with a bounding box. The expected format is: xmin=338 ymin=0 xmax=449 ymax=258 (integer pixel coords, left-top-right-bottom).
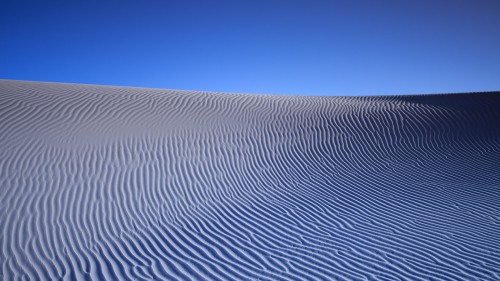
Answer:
xmin=1 ymin=80 xmax=500 ymax=280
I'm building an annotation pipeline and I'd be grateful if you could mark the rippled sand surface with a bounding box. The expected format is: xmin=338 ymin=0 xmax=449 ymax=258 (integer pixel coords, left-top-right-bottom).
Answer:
xmin=1 ymin=80 xmax=500 ymax=280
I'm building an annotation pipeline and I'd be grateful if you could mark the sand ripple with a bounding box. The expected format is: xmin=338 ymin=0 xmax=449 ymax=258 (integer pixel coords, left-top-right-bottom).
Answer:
xmin=1 ymin=80 xmax=500 ymax=280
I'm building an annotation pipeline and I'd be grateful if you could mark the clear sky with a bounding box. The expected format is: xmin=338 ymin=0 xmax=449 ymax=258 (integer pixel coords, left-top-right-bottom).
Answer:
xmin=1 ymin=0 xmax=499 ymax=96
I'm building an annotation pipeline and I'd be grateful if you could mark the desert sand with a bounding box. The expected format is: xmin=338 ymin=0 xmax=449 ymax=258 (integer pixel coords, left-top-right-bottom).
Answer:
xmin=1 ymin=79 xmax=500 ymax=280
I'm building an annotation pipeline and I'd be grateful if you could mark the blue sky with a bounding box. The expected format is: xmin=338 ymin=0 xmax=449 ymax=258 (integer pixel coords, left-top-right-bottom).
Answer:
xmin=1 ymin=0 xmax=499 ymax=96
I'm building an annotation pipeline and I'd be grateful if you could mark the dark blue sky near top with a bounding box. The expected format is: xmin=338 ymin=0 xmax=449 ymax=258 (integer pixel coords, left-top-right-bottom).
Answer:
xmin=1 ymin=0 xmax=499 ymax=96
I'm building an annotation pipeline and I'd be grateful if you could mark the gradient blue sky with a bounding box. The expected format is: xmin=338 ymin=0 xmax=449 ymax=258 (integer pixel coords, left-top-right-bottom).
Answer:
xmin=1 ymin=0 xmax=499 ymax=96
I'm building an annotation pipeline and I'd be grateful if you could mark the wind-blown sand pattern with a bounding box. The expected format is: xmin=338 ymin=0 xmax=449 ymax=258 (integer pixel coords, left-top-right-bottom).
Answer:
xmin=1 ymin=80 xmax=500 ymax=280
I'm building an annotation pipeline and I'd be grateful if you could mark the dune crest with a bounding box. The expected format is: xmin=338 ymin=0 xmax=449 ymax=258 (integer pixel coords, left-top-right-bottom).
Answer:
xmin=1 ymin=80 xmax=500 ymax=280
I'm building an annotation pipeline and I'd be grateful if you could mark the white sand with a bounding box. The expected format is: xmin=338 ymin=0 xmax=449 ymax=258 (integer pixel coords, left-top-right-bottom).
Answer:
xmin=1 ymin=79 xmax=500 ymax=280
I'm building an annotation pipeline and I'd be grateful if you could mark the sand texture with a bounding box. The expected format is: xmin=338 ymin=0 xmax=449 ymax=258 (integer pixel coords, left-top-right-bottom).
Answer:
xmin=1 ymin=80 xmax=500 ymax=280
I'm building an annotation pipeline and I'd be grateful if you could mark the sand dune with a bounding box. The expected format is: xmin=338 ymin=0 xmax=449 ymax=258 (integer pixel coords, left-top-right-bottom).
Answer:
xmin=1 ymin=79 xmax=500 ymax=280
